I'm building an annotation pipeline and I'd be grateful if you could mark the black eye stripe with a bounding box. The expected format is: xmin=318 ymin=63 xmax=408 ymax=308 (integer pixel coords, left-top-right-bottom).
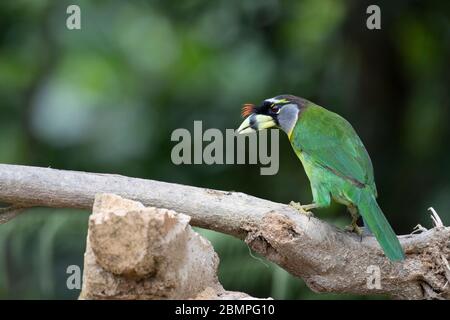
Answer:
xmin=255 ymin=100 xmax=286 ymax=114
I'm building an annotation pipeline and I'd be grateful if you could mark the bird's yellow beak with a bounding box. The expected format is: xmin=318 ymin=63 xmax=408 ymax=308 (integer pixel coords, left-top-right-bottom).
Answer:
xmin=236 ymin=114 xmax=276 ymax=134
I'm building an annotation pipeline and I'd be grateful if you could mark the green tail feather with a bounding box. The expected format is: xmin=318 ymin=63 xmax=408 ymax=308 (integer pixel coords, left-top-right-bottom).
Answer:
xmin=357 ymin=191 xmax=405 ymax=261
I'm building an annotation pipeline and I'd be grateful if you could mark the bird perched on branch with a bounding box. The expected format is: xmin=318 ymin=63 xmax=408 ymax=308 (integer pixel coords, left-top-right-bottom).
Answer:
xmin=237 ymin=95 xmax=404 ymax=261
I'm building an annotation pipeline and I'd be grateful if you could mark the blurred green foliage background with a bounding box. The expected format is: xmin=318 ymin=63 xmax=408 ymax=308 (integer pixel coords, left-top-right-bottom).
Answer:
xmin=0 ymin=0 xmax=449 ymax=299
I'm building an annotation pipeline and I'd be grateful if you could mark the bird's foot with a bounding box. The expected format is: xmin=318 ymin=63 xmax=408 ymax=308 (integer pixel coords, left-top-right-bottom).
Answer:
xmin=345 ymin=223 xmax=373 ymax=242
xmin=289 ymin=201 xmax=315 ymax=218
xmin=345 ymin=223 xmax=364 ymax=236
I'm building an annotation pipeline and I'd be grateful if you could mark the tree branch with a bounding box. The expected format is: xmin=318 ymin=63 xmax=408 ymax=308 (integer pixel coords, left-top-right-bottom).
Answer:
xmin=0 ymin=164 xmax=449 ymax=299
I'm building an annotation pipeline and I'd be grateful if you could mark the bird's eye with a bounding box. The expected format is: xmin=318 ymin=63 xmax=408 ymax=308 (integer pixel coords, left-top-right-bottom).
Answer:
xmin=271 ymin=105 xmax=280 ymax=113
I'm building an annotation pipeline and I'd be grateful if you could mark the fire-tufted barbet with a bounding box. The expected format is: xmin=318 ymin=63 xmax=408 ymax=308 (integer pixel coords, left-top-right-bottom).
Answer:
xmin=237 ymin=95 xmax=404 ymax=261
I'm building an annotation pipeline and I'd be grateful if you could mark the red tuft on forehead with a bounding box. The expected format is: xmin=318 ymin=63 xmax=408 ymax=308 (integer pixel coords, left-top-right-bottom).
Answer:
xmin=241 ymin=103 xmax=255 ymax=118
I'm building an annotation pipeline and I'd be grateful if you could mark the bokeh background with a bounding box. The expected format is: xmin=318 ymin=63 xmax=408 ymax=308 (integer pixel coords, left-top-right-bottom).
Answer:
xmin=0 ymin=0 xmax=449 ymax=299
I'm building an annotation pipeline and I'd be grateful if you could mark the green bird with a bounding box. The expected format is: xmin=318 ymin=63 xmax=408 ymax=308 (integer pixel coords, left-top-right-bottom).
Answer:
xmin=237 ymin=95 xmax=404 ymax=261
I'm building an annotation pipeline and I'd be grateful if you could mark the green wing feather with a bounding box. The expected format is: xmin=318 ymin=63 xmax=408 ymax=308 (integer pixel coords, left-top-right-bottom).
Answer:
xmin=291 ymin=102 xmax=404 ymax=261
xmin=292 ymin=103 xmax=376 ymax=194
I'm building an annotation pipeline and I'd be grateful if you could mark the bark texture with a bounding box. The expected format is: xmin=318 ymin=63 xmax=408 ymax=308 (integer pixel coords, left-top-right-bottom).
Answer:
xmin=0 ymin=164 xmax=449 ymax=299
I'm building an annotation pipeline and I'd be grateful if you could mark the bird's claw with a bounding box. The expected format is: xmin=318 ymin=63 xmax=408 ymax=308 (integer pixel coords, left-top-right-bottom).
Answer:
xmin=345 ymin=223 xmax=371 ymax=242
xmin=345 ymin=224 xmax=363 ymax=235
xmin=289 ymin=201 xmax=314 ymax=218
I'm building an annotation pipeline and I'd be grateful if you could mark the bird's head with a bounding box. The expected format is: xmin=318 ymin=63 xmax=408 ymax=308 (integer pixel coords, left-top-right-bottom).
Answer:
xmin=236 ymin=94 xmax=307 ymax=136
